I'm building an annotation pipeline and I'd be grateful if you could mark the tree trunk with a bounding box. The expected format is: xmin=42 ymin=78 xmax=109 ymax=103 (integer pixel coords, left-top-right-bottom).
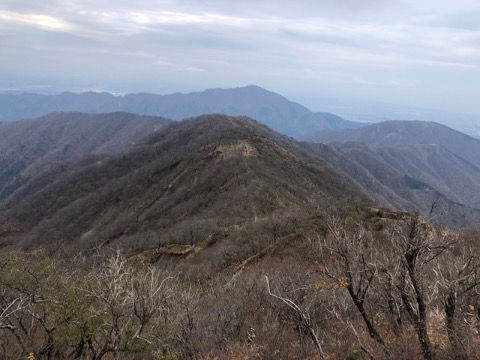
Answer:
xmin=406 ymin=254 xmax=434 ymax=360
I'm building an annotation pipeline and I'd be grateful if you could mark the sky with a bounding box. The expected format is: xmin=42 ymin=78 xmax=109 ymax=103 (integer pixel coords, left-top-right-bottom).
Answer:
xmin=2 ymin=0 xmax=480 ymax=122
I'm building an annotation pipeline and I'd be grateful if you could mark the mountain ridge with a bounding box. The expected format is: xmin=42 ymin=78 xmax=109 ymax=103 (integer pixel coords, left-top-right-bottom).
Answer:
xmin=308 ymin=120 xmax=480 ymax=168
xmin=0 ymin=85 xmax=362 ymax=137
xmin=2 ymin=113 xmax=480 ymax=259
xmin=300 ymin=141 xmax=480 ymax=228
xmin=0 ymin=111 xmax=171 ymax=200
xmin=306 ymin=120 xmax=480 ymax=223
xmin=0 ymin=114 xmax=365 ymax=254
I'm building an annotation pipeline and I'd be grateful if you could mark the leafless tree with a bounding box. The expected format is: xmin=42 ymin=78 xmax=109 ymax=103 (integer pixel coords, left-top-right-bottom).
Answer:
xmin=317 ymin=216 xmax=392 ymax=359
xmin=265 ymin=275 xmax=326 ymax=359
xmin=81 ymin=250 xmax=176 ymax=359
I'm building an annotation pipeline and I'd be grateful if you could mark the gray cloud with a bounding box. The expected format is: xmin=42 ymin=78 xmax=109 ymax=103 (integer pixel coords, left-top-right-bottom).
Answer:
xmin=1 ymin=0 xmax=480 ymax=116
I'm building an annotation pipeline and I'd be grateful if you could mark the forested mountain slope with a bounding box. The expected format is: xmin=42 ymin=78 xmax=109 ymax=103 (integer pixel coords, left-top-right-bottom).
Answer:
xmin=0 ymin=114 xmax=364 ymax=254
xmin=2 ymin=114 xmax=480 ymax=257
xmin=301 ymin=141 xmax=480 ymax=228
xmin=307 ymin=120 xmax=480 ymax=227
xmin=0 ymin=111 xmax=171 ymax=200
xmin=309 ymin=120 xmax=480 ymax=168
xmin=1 ymin=114 xmax=479 ymax=360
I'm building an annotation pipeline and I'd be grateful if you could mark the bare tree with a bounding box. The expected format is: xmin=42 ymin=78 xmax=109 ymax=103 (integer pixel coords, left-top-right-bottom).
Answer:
xmin=386 ymin=213 xmax=452 ymax=360
xmin=265 ymin=275 xmax=326 ymax=359
xmin=318 ymin=216 xmax=392 ymax=360
xmin=81 ymin=250 xmax=176 ymax=359
xmin=433 ymin=233 xmax=480 ymax=358
xmin=0 ymin=249 xmax=60 ymax=358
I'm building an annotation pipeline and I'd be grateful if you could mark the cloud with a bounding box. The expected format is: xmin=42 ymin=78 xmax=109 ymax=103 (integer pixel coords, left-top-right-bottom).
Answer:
xmin=1 ymin=0 xmax=480 ymax=115
xmin=0 ymin=10 xmax=75 ymax=31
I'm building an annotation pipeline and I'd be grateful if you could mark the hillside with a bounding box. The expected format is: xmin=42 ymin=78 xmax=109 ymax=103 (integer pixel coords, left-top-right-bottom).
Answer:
xmin=2 ymin=114 xmax=479 ymax=256
xmin=308 ymin=120 xmax=480 ymax=168
xmin=0 ymin=114 xmax=365 ymax=255
xmin=375 ymin=144 xmax=480 ymax=208
xmin=0 ymin=112 xmax=170 ymax=200
xmin=306 ymin=120 xmax=480 ymax=223
xmin=0 ymin=86 xmax=362 ymax=137
xmin=301 ymin=141 xmax=480 ymax=228
xmin=1 ymin=114 xmax=479 ymax=359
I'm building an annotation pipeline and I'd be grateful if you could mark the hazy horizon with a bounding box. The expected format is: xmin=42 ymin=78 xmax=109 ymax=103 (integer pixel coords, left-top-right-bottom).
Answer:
xmin=2 ymin=0 xmax=480 ymax=128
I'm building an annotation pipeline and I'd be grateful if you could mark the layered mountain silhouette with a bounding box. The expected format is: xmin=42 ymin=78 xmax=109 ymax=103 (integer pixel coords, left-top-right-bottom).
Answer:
xmin=2 ymin=80 xmax=480 ymax=360
xmin=0 ymin=86 xmax=362 ymax=137
xmin=308 ymin=120 xmax=480 ymax=222
xmin=308 ymin=120 xmax=480 ymax=168
xmin=1 ymin=114 xmax=479 ymax=257
xmin=0 ymin=114 xmax=366 ymax=253
xmin=0 ymin=112 xmax=171 ymax=200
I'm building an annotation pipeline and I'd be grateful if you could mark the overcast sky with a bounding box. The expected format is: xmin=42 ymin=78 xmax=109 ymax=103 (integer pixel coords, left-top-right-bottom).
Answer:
xmin=2 ymin=0 xmax=480 ymax=118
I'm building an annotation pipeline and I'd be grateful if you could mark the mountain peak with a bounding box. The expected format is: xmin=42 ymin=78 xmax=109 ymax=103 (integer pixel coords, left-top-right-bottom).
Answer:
xmin=0 ymin=86 xmax=362 ymax=137
xmin=0 ymin=113 xmax=363 ymax=252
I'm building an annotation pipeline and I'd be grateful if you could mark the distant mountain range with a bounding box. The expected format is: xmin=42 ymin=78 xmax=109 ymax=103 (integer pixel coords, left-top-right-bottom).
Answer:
xmin=308 ymin=120 xmax=480 ymax=218
xmin=308 ymin=120 xmax=480 ymax=168
xmin=0 ymin=85 xmax=362 ymax=137
xmin=1 ymin=113 xmax=480 ymax=255
xmin=1 ymin=88 xmax=479 ymax=359
xmin=302 ymin=96 xmax=480 ymax=137
xmin=0 ymin=83 xmax=479 ymax=253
